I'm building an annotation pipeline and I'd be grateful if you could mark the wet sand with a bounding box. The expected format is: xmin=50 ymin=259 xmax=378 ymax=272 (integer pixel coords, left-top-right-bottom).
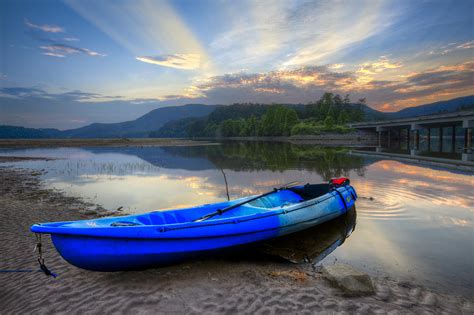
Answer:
xmin=0 ymin=162 xmax=472 ymax=314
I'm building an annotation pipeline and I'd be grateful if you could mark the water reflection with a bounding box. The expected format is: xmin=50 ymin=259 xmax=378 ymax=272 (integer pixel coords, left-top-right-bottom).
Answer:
xmin=0 ymin=143 xmax=473 ymax=297
xmin=261 ymin=206 xmax=357 ymax=264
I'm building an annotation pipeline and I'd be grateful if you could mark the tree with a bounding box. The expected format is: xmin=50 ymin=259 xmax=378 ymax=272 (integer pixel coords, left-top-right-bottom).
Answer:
xmin=343 ymin=94 xmax=351 ymax=105
xmin=324 ymin=116 xmax=335 ymax=129
xmin=327 ymin=105 xmax=336 ymax=121
xmin=320 ymin=92 xmax=334 ymax=117
xmin=219 ymin=119 xmax=243 ymax=137
xmin=333 ymin=94 xmax=343 ymax=106
xmin=337 ymin=110 xmax=349 ymax=124
xmin=243 ymin=115 xmax=259 ymax=136
xmin=283 ymin=108 xmax=299 ymax=136
xmin=259 ymin=105 xmax=299 ymax=136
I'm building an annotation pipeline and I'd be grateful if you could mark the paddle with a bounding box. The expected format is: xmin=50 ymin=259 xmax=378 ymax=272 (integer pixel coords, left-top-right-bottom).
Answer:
xmin=193 ymin=181 xmax=300 ymax=222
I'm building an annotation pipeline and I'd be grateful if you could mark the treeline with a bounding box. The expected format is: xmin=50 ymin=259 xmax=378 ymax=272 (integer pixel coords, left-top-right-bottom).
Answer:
xmin=150 ymin=93 xmax=366 ymax=138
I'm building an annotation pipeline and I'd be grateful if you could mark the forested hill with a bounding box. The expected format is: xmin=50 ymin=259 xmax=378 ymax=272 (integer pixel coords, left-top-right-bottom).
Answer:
xmin=151 ymin=94 xmax=368 ymax=138
xmin=150 ymin=94 xmax=474 ymax=138
xmin=1 ymin=94 xmax=472 ymax=139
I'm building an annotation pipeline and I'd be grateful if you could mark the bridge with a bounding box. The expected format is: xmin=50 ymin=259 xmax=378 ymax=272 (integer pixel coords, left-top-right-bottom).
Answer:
xmin=349 ymin=110 xmax=474 ymax=162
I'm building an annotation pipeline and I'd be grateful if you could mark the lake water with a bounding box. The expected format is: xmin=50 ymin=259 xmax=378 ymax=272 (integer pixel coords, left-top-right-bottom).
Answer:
xmin=1 ymin=142 xmax=473 ymax=298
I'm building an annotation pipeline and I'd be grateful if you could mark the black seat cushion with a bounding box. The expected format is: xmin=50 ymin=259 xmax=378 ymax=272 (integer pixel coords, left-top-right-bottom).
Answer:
xmin=289 ymin=184 xmax=330 ymax=200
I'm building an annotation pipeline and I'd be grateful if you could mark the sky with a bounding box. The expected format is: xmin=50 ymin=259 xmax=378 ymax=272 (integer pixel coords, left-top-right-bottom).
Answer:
xmin=0 ymin=0 xmax=473 ymax=129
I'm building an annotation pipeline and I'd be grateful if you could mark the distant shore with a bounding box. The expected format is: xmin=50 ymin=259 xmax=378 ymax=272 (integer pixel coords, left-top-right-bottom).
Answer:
xmin=0 ymin=138 xmax=215 ymax=148
xmin=0 ymin=159 xmax=472 ymax=313
xmin=0 ymin=132 xmax=377 ymax=148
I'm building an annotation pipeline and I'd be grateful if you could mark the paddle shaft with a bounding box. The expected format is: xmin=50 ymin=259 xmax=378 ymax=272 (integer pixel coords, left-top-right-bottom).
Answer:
xmin=193 ymin=182 xmax=299 ymax=222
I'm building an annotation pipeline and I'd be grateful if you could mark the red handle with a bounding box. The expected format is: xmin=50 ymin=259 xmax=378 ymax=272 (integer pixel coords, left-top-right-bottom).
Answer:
xmin=330 ymin=177 xmax=350 ymax=186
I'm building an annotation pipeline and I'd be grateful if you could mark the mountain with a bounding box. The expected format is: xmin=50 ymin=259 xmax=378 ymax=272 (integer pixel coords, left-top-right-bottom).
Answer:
xmin=384 ymin=95 xmax=474 ymax=119
xmin=0 ymin=125 xmax=62 ymax=139
xmin=358 ymin=104 xmax=387 ymax=121
xmin=61 ymin=104 xmax=219 ymax=138
xmin=0 ymin=96 xmax=472 ymax=139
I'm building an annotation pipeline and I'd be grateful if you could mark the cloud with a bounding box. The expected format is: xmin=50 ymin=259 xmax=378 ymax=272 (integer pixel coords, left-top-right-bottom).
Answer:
xmin=0 ymin=87 xmax=50 ymax=99
xmin=25 ymin=19 xmax=64 ymax=33
xmin=328 ymin=64 xmax=345 ymax=70
xmin=210 ymin=0 xmax=398 ymax=71
xmin=429 ymin=40 xmax=474 ymax=55
xmin=66 ymin=0 xmax=212 ymax=73
xmin=0 ymin=89 xmax=164 ymax=129
xmin=0 ymin=87 xmax=121 ymax=102
xmin=2 ymin=59 xmax=472 ymax=129
xmin=136 ymin=54 xmax=201 ymax=69
xmin=457 ymin=41 xmax=474 ymax=50
xmin=24 ymin=19 xmax=104 ymax=59
xmin=357 ymin=57 xmax=402 ymax=75
xmin=177 ymin=60 xmax=474 ymax=110
xmin=40 ymin=44 xmax=106 ymax=58
xmin=43 ymin=52 xmax=66 ymax=58
xmin=354 ymin=56 xmax=403 ymax=84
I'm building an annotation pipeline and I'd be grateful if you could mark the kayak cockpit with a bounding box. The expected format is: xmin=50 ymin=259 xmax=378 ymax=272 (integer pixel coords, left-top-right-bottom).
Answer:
xmin=107 ymin=189 xmax=305 ymax=227
xmin=32 ymin=183 xmax=340 ymax=231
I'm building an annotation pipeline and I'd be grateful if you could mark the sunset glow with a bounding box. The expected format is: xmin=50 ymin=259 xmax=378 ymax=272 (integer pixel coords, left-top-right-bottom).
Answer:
xmin=1 ymin=0 xmax=473 ymax=128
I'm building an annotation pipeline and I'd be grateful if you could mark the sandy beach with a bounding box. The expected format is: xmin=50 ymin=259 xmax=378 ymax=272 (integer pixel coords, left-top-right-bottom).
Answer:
xmin=0 ymin=160 xmax=472 ymax=314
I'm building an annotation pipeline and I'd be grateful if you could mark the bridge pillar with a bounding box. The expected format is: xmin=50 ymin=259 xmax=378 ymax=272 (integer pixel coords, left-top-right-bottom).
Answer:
xmin=376 ymin=126 xmax=387 ymax=147
xmin=462 ymin=119 xmax=473 ymax=153
xmin=410 ymin=123 xmax=422 ymax=155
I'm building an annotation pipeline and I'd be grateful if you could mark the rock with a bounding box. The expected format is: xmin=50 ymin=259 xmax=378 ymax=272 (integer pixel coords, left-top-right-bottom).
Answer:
xmin=322 ymin=264 xmax=375 ymax=296
xmin=421 ymin=292 xmax=437 ymax=306
xmin=409 ymin=287 xmax=421 ymax=300
xmin=375 ymin=284 xmax=391 ymax=301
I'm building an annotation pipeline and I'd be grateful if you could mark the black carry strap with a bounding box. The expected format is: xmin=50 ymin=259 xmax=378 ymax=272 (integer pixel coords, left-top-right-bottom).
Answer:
xmin=332 ymin=188 xmax=348 ymax=211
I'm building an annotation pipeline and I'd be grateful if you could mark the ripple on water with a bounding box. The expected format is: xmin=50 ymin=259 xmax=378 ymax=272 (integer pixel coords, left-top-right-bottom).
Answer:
xmin=356 ymin=181 xmax=451 ymax=221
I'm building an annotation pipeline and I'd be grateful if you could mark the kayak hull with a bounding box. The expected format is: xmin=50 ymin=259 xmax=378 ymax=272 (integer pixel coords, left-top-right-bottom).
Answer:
xmin=33 ymin=185 xmax=357 ymax=271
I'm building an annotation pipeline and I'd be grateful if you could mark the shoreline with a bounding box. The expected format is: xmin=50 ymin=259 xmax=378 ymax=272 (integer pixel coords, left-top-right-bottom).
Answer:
xmin=0 ymin=132 xmax=378 ymax=148
xmin=0 ymin=161 xmax=472 ymax=313
xmin=0 ymin=138 xmax=216 ymax=148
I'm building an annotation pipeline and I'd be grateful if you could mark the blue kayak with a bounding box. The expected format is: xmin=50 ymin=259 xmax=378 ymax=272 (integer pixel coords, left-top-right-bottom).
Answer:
xmin=31 ymin=181 xmax=357 ymax=271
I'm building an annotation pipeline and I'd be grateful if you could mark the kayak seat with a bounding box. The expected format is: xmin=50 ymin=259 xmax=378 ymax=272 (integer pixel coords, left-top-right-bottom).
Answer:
xmin=289 ymin=184 xmax=330 ymax=200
